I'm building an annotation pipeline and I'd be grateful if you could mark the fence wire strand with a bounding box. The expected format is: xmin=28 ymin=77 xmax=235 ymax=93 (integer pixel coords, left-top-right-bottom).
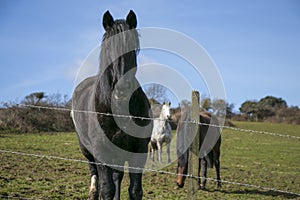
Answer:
xmin=18 ymin=104 xmax=300 ymax=139
xmin=0 ymin=194 xmax=41 ymax=200
xmin=0 ymin=149 xmax=299 ymax=197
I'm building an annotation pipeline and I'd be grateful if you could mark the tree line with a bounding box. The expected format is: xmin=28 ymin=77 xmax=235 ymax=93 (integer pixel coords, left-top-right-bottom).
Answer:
xmin=198 ymin=96 xmax=299 ymax=125
xmin=233 ymin=96 xmax=300 ymax=124
xmin=0 ymin=91 xmax=299 ymax=133
xmin=0 ymin=92 xmax=74 ymax=133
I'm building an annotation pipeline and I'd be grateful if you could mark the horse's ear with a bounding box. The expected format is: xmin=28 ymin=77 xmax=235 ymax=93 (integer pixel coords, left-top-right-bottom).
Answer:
xmin=126 ymin=10 xmax=137 ymax=29
xmin=169 ymin=102 xmax=171 ymax=106
xmin=163 ymin=102 xmax=165 ymax=105
xmin=103 ymin=10 xmax=114 ymax=31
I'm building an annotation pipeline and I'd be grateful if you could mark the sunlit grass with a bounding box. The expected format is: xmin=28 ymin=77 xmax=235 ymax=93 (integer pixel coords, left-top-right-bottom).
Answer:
xmin=0 ymin=122 xmax=299 ymax=199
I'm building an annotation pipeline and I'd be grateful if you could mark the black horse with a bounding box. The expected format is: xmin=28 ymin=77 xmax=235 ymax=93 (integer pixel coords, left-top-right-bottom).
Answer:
xmin=176 ymin=108 xmax=221 ymax=190
xmin=72 ymin=10 xmax=152 ymax=200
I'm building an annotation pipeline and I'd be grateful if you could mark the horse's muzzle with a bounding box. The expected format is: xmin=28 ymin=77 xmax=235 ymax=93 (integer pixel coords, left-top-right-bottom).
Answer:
xmin=177 ymin=182 xmax=184 ymax=188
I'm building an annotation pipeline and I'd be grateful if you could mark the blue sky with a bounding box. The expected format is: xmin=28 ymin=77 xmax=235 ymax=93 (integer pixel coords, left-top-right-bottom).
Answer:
xmin=1 ymin=0 xmax=300 ymax=111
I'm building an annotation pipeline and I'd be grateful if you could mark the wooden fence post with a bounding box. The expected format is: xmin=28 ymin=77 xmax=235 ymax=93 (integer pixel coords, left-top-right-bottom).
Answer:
xmin=188 ymin=90 xmax=200 ymax=199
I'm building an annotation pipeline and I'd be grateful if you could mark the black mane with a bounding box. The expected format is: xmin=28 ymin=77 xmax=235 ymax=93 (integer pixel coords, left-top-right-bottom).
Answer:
xmin=100 ymin=19 xmax=139 ymax=74
xmin=97 ymin=19 xmax=140 ymax=109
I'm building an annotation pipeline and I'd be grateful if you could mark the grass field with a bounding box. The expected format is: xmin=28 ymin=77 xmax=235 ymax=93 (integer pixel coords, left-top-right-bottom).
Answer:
xmin=0 ymin=121 xmax=299 ymax=199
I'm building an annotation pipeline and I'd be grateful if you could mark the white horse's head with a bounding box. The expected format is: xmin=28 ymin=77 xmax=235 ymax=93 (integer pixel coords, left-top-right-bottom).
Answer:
xmin=161 ymin=102 xmax=171 ymax=120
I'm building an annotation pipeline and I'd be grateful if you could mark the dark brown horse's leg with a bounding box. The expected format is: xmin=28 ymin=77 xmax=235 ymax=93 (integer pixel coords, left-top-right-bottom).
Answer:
xmin=215 ymin=159 xmax=221 ymax=189
xmin=200 ymin=159 xmax=207 ymax=190
xmin=167 ymin=142 xmax=171 ymax=163
xmin=113 ymin=169 xmax=124 ymax=200
xmin=213 ymin=145 xmax=221 ymax=189
xmin=98 ymin=165 xmax=115 ymax=200
xmin=197 ymin=158 xmax=201 ymax=190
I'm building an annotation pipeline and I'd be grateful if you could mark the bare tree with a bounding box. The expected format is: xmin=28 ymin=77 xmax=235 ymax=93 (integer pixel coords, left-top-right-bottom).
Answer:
xmin=24 ymin=92 xmax=46 ymax=105
xmin=144 ymin=84 xmax=169 ymax=103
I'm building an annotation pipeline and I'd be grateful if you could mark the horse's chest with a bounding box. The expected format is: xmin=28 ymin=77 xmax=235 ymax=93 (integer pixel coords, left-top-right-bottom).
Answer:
xmin=97 ymin=116 xmax=135 ymax=149
xmin=98 ymin=116 xmax=120 ymax=135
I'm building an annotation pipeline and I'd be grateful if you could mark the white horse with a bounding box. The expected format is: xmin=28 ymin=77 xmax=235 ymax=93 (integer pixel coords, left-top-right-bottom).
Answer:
xmin=150 ymin=102 xmax=172 ymax=163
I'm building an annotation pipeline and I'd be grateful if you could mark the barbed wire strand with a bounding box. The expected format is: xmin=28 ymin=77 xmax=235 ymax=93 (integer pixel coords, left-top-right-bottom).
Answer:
xmin=17 ymin=104 xmax=300 ymax=139
xmin=0 ymin=194 xmax=41 ymax=200
xmin=0 ymin=149 xmax=299 ymax=197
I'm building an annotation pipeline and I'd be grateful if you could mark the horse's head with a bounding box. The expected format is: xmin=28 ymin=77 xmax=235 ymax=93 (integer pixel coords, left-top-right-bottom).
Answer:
xmin=100 ymin=10 xmax=139 ymax=99
xmin=176 ymin=108 xmax=190 ymax=188
xmin=176 ymin=150 xmax=189 ymax=188
xmin=161 ymin=102 xmax=171 ymax=120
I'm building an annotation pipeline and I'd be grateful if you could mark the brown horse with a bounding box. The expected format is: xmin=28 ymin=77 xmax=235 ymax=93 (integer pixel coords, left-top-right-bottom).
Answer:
xmin=176 ymin=108 xmax=221 ymax=190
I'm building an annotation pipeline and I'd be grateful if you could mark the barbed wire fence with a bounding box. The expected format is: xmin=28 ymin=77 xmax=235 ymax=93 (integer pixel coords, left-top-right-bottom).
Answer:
xmin=0 ymin=103 xmax=299 ymax=199
xmin=16 ymin=104 xmax=300 ymax=139
xmin=1 ymin=149 xmax=299 ymax=198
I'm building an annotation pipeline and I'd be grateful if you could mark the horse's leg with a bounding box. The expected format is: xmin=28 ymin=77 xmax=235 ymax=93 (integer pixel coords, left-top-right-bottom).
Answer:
xmin=214 ymin=149 xmax=221 ymax=189
xmin=215 ymin=159 xmax=221 ymax=189
xmin=166 ymin=140 xmax=171 ymax=163
xmin=128 ymin=172 xmax=143 ymax=200
xmin=157 ymin=140 xmax=163 ymax=163
xmin=128 ymin=150 xmax=147 ymax=199
xmin=200 ymin=158 xmax=207 ymax=190
xmin=156 ymin=141 xmax=159 ymax=162
xmin=150 ymin=142 xmax=154 ymax=162
xmin=98 ymin=165 xmax=115 ymax=200
xmin=197 ymin=158 xmax=201 ymax=190
xmin=88 ymin=163 xmax=99 ymax=200
xmin=113 ymin=169 xmax=124 ymax=200
xmin=78 ymin=142 xmax=99 ymax=199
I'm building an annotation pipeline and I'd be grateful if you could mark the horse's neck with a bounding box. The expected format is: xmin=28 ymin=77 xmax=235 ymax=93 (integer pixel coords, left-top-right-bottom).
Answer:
xmin=159 ymin=111 xmax=167 ymax=120
xmin=157 ymin=113 xmax=167 ymax=129
xmin=95 ymin=66 xmax=139 ymax=113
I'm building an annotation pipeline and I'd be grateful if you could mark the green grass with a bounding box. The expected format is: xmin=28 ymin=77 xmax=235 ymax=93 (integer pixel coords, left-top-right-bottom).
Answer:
xmin=0 ymin=122 xmax=299 ymax=199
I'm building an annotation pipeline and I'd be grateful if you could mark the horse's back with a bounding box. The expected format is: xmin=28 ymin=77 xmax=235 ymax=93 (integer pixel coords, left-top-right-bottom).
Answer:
xmin=72 ymin=76 xmax=98 ymax=149
xmin=72 ymin=76 xmax=97 ymax=113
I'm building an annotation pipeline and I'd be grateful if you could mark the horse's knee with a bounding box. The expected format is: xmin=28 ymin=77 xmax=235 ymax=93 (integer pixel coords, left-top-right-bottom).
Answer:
xmin=128 ymin=185 xmax=143 ymax=200
xmin=101 ymin=185 xmax=115 ymax=200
